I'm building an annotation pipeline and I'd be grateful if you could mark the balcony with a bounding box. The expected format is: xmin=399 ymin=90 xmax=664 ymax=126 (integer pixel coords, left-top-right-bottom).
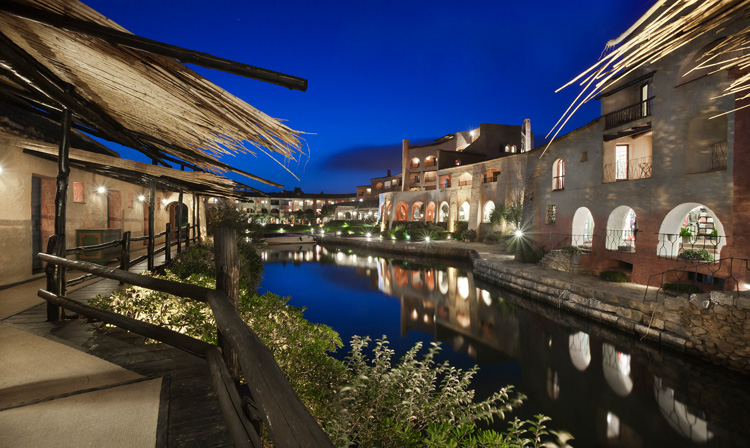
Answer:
xmin=604 ymin=97 xmax=653 ymax=130
xmin=458 ymin=180 xmax=472 ymax=187
xmin=603 ymin=156 xmax=652 ymax=183
xmin=656 ymin=233 xmax=724 ymax=261
xmin=605 ymin=229 xmax=636 ymax=253
xmin=482 ymin=174 xmax=499 ymax=183
xmin=712 ymin=141 xmax=727 ymax=170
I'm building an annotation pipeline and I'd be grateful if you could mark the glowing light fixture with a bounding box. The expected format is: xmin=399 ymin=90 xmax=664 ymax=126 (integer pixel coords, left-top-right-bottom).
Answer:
xmin=137 ymin=195 xmax=146 ymax=202
xmin=515 ymin=230 xmax=524 ymax=238
xmin=0 ymin=166 xmax=3 ymax=174
xmin=96 ymin=186 xmax=106 ymax=194
xmin=161 ymin=199 xmax=168 ymax=205
xmin=424 ymin=236 xmax=431 ymax=242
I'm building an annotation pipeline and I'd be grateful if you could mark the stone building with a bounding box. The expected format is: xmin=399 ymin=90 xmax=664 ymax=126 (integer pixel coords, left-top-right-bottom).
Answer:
xmin=525 ymin=4 xmax=749 ymax=288
xmin=240 ymin=191 xmax=358 ymax=224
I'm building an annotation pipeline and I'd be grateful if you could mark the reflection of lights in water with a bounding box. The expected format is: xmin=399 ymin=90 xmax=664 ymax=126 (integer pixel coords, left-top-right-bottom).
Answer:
xmin=336 ymin=252 xmax=344 ymax=261
xmin=653 ymin=375 xmax=713 ymax=443
xmin=606 ymin=412 xmax=620 ymax=439
xmin=457 ymin=276 xmax=470 ymax=299
xmin=456 ymin=311 xmax=470 ymax=327
xmin=547 ymin=368 xmax=560 ymax=400
xmin=410 ymin=309 xmax=418 ymax=321
xmin=569 ymin=331 xmax=591 ymax=372
xmin=438 ymin=271 xmax=449 ymax=295
xmin=305 ymin=251 xmax=313 ymax=262
xmin=467 ymin=344 xmax=477 ymax=358
xmin=367 ymin=256 xmax=373 ymax=262
xmin=602 ymin=343 xmax=633 ymax=396
xmin=423 ymin=314 xmax=430 ymax=324
xmin=480 ymin=289 xmax=492 ymax=306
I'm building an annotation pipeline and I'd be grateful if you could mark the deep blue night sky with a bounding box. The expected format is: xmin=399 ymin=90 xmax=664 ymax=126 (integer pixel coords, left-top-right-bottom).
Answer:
xmin=82 ymin=0 xmax=655 ymax=194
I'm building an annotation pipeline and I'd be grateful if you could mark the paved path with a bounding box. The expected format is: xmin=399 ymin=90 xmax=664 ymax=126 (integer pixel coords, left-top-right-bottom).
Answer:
xmin=0 ymin=256 xmax=232 ymax=448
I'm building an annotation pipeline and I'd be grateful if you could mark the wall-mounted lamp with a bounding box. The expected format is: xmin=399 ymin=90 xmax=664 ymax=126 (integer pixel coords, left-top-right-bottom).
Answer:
xmin=138 ymin=195 xmax=146 ymax=202
xmin=96 ymin=186 xmax=106 ymax=194
xmin=161 ymin=199 xmax=168 ymax=206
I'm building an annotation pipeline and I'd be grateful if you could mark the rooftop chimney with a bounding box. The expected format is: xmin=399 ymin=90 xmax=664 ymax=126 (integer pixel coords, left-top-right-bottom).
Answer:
xmin=387 ymin=169 xmax=391 ymax=177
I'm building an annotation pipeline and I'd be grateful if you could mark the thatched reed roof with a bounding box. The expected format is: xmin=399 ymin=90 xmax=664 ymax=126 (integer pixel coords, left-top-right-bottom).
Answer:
xmin=0 ymin=0 xmax=305 ymax=187
xmin=546 ymin=0 xmax=750 ymax=149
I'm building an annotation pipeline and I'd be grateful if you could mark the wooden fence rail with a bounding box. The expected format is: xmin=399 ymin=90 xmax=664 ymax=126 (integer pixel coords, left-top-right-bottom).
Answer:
xmin=37 ymin=228 xmax=334 ymax=448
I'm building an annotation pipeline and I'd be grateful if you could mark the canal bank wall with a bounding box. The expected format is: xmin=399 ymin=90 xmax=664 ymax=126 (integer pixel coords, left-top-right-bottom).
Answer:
xmin=319 ymin=236 xmax=750 ymax=374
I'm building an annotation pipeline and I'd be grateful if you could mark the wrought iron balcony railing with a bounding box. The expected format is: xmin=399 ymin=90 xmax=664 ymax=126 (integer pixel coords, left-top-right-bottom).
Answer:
xmin=712 ymin=141 xmax=727 ymax=170
xmin=603 ymin=155 xmax=652 ymax=183
xmin=656 ymin=233 xmax=724 ymax=261
xmin=605 ymin=229 xmax=636 ymax=252
xmin=604 ymin=97 xmax=653 ymax=130
xmin=458 ymin=180 xmax=472 ymax=186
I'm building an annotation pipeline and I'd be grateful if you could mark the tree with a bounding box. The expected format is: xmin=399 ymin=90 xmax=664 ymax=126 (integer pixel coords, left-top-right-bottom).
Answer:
xmin=320 ymin=204 xmax=337 ymax=220
xmin=491 ymin=198 xmax=523 ymax=230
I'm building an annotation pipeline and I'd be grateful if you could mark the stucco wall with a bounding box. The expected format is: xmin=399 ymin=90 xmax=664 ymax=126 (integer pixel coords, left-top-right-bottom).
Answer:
xmin=0 ymin=138 xmax=205 ymax=287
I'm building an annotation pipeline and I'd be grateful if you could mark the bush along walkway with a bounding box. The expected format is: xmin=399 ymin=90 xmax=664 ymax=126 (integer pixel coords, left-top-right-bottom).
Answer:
xmin=319 ymin=236 xmax=750 ymax=374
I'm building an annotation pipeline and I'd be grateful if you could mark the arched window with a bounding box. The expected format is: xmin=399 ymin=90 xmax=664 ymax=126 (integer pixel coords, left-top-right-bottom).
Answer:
xmin=572 ymin=207 xmax=595 ymax=251
xmin=410 ymin=157 xmax=420 ymax=168
xmin=459 ymin=202 xmax=470 ymax=222
xmin=458 ymin=172 xmax=472 ymax=187
xmin=395 ymin=202 xmax=409 ymax=221
xmin=375 ymin=182 xmax=384 ymax=189
xmin=439 ymin=202 xmax=449 ymax=222
xmin=553 ymin=159 xmax=565 ymax=190
xmin=413 ymin=174 xmax=420 ymax=184
xmin=425 ymin=202 xmax=436 ymax=222
xmin=605 ymin=206 xmax=637 ymax=252
xmin=425 ymin=155 xmax=436 ymax=167
xmin=483 ymin=201 xmax=495 ymax=223
xmin=411 ymin=202 xmax=424 ymax=221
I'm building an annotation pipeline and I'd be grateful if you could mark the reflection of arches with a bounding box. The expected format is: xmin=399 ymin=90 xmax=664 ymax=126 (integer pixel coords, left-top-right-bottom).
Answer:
xmin=602 ymin=343 xmax=633 ymax=396
xmin=425 ymin=269 xmax=435 ymax=291
xmin=395 ymin=202 xmax=408 ymax=221
xmin=394 ymin=266 xmax=408 ymax=287
xmin=653 ymin=375 xmax=714 ymax=443
xmin=483 ymin=201 xmax=495 ymax=223
xmin=572 ymin=207 xmax=595 ymax=249
xmin=547 ymin=368 xmax=560 ymax=400
xmin=439 ymin=202 xmax=450 ymax=222
xmin=657 ymin=203 xmax=726 ymax=259
xmin=425 ymin=202 xmax=436 ymax=222
xmin=569 ymin=331 xmax=591 ymax=372
xmin=411 ymin=201 xmax=424 ymax=221
xmin=411 ymin=270 xmax=423 ymax=288
xmin=438 ymin=270 xmax=449 ymax=295
xmin=480 ymin=289 xmax=491 ymax=306
xmin=606 ymin=206 xmax=637 ymax=251
xmin=459 ymin=202 xmax=470 ymax=222
xmin=457 ymin=276 xmax=470 ymax=300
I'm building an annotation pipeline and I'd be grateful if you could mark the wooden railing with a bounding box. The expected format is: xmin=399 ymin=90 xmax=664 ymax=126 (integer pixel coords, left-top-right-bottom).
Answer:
xmin=63 ymin=223 xmax=200 ymax=287
xmin=38 ymin=229 xmax=333 ymax=448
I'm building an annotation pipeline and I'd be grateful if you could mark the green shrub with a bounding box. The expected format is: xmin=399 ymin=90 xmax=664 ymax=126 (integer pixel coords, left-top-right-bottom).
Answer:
xmin=560 ymin=244 xmax=582 ymax=255
xmin=453 ymin=221 xmax=469 ymax=240
xmin=484 ymin=231 xmax=503 ymax=243
xmin=599 ymin=270 xmax=629 ymax=282
xmin=517 ymin=244 xmax=545 ymax=263
xmin=464 ymin=229 xmax=477 ymax=241
xmin=662 ymin=283 xmax=702 ymax=294
xmin=324 ymin=336 xmax=566 ymax=448
xmin=168 ymin=241 xmax=263 ymax=292
xmin=678 ymin=249 xmax=713 ymax=261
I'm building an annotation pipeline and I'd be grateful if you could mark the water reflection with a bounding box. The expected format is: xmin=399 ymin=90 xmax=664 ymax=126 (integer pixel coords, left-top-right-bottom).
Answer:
xmin=258 ymin=245 xmax=750 ymax=447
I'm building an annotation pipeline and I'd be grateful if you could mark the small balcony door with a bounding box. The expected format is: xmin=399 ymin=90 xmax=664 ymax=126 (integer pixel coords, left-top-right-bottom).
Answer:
xmin=615 ymin=144 xmax=628 ymax=180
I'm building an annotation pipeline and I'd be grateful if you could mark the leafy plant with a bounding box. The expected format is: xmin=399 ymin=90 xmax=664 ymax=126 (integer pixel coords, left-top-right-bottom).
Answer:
xmin=678 ymin=249 xmax=713 ymax=261
xmin=679 ymin=227 xmax=693 ymax=238
xmin=599 ymin=270 xmax=629 ymax=282
xmin=560 ymin=244 xmax=581 ymax=255
xmin=464 ymin=229 xmax=477 ymax=241
xmin=324 ymin=336 xmax=527 ymax=448
xmin=484 ymin=231 xmax=503 ymax=243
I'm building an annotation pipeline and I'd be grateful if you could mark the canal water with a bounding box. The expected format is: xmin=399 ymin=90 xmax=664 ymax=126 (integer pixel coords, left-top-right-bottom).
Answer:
xmin=258 ymin=244 xmax=750 ymax=448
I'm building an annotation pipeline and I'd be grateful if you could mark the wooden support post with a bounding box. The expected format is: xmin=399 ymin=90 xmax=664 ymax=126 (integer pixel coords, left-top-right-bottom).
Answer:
xmin=165 ymin=223 xmax=172 ymax=264
xmin=191 ymin=193 xmax=196 ymax=245
xmin=148 ymin=180 xmax=156 ymax=270
xmin=45 ymin=235 xmax=61 ymax=322
xmin=53 ymin=84 xmax=73 ymax=299
xmin=196 ymin=194 xmax=202 ymax=242
xmin=177 ymin=189 xmax=183 ymax=254
xmin=120 ymin=231 xmax=131 ymax=282
xmin=215 ymin=228 xmax=241 ymax=381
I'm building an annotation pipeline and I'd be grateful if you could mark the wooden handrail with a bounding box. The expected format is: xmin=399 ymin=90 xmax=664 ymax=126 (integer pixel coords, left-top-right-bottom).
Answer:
xmin=65 ymin=238 xmax=121 ymax=255
xmin=37 ymin=252 xmax=334 ymax=447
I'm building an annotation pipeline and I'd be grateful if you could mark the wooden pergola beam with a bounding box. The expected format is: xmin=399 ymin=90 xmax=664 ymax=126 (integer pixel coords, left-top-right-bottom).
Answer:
xmin=0 ymin=1 xmax=308 ymax=92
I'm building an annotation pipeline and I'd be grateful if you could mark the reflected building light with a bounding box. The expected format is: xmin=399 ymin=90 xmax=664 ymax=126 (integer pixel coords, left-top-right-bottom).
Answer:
xmin=456 ymin=311 xmax=470 ymax=328
xmin=423 ymin=314 xmax=430 ymax=324
xmin=547 ymin=368 xmax=560 ymax=400
xmin=457 ymin=276 xmax=470 ymax=300
xmin=410 ymin=309 xmax=419 ymax=321
xmin=569 ymin=331 xmax=592 ymax=372
xmin=480 ymin=289 xmax=492 ymax=306
xmin=438 ymin=270 xmax=449 ymax=295
xmin=606 ymin=412 xmax=621 ymax=439
xmin=653 ymin=376 xmax=714 ymax=443
xmin=336 ymin=252 xmax=344 ymax=261
xmin=602 ymin=343 xmax=633 ymax=396
xmin=367 ymin=256 xmax=373 ymax=263
xmin=467 ymin=344 xmax=477 ymax=358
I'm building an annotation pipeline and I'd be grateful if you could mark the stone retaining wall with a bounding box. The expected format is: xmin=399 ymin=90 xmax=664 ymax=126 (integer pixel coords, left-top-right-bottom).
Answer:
xmin=319 ymin=236 xmax=749 ymax=373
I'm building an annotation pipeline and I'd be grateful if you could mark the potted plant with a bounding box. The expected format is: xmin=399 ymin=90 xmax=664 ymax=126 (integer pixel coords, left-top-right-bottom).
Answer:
xmin=679 ymin=227 xmax=693 ymax=244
